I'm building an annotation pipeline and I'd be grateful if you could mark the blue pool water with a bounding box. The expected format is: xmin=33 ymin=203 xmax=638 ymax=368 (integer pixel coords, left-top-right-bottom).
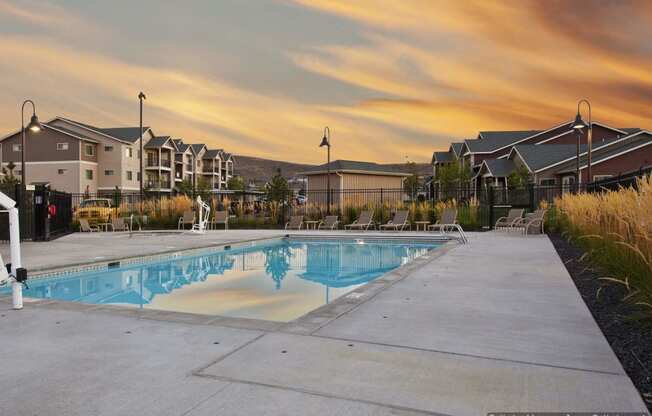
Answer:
xmin=7 ymin=238 xmax=441 ymax=322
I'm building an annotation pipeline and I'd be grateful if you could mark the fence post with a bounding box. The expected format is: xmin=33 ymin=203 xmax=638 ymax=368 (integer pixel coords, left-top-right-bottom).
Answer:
xmin=488 ymin=186 xmax=495 ymax=230
xmin=528 ymin=184 xmax=535 ymax=211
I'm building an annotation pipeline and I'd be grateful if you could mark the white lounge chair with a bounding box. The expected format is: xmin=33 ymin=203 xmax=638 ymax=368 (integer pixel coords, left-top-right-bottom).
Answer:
xmin=514 ymin=209 xmax=547 ymax=235
xmin=209 ymin=211 xmax=229 ymax=230
xmin=285 ymin=215 xmax=304 ymax=230
xmin=344 ymin=210 xmax=375 ymax=231
xmin=495 ymin=208 xmax=524 ymax=231
xmin=79 ymin=218 xmax=99 ymax=232
xmin=318 ymin=215 xmax=339 ymax=230
xmin=428 ymin=208 xmax=468 ymax=243
xmin=379 ymin=210 xmax=410 ymax=231
xmin=178 ymin=210 xmax=195 ymax=230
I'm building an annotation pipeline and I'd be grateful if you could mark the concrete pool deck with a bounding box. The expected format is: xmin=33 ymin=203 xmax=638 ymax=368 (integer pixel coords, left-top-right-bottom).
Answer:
xmin=0 ymin=231 xmax=648 ymax=415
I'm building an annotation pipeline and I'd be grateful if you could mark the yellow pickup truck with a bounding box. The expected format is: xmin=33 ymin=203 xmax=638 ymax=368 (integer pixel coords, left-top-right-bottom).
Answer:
xmin=74 ymin=198 xmax=114 ymax=223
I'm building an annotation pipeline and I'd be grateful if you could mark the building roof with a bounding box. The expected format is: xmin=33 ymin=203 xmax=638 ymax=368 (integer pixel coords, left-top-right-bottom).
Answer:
xmin=450 ymin=142 xmax=464 ymax=156
xmin=432 ymin=151 xmax=453 ymax=164
xmin=203 ymin=149 xmax=222 ymax=159
xmin=302 ymin=160 xmax=411 ymax=176
xmin=55 ymin=117 xmax=150 ymax=144
xmin=556 ymin=135 xmax=652 ymax=173
xmin=466 ymin=130 xmax=542 ymax=154
xmin=481 ymin=159 xmax=516 ymax=178
xmin=190 ymin=144 xmax=207 ymax=154
xmin=144 ymin=136 xmax=172 ymax=149
xmin=512 ymin=144 xmax=585 ymax=172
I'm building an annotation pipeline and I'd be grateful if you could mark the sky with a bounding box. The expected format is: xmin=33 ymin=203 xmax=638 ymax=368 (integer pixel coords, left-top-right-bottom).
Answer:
xmin=1 ymin=0 xmax=651 ymax=164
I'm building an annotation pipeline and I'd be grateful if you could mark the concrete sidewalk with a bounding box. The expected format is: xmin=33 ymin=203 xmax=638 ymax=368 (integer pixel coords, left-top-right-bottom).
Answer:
xmin=0 ymin=232 xmax=647 ymax=415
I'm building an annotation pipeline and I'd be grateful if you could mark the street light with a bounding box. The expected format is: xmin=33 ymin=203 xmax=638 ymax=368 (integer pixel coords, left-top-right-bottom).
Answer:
xmin=138 ymin=92 xmax=147 ymax=197
xmin=572 ymin=99 xmax=592 ymax=186
xmin=319 ymin=127 xmax=331 ymax=213
xmin=20 ymin=100 xmax=43 ymax=185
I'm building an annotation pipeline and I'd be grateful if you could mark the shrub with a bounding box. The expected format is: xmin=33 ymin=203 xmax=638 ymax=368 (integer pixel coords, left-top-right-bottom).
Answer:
xmin=552 ymin=176 xmax=652 ymax=318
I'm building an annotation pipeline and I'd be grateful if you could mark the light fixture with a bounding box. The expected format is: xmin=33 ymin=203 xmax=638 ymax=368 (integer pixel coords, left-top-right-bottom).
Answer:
xmin=27 ymin=114 xmax=42 ymax=132
xmin=572 ymin=112 xmax=587 ymax=130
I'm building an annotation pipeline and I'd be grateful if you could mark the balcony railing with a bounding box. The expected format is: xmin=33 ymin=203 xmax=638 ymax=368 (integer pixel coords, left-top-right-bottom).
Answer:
xmin=146 ymin=180 xmax=172 ymax=189
xmin=146 ymin=159 xmax=172 ymax=168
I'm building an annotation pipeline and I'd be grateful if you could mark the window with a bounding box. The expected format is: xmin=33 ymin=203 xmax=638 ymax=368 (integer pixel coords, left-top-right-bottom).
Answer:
xmin=126 ymin=171 xmax=133 ymax=181
xmin=12 ymin=144 xmax=21 ymax=152
xmin=104 ymin=145 xmax=114 ymax=152
xmin=137 ymin=172 xmax=141 ymax=182
xmin=540 ymin=178 xmax=555 ymax=186
xmin=56 ymin=143 xmax=69 ymax=151
xmin=85 ymin=169 xmax=93 ymax=180
xmin=593 ymin=175 xmax=612 ymax=181
xmin=126 ymin=147 xmax=133 ymax=158
xmin=104 ymin=170 xmax=114 ymax=176
xmin=57 ymin=169 xmax=67 ymax=175
xmin=85 ymin=144 xmax=95 ymax=157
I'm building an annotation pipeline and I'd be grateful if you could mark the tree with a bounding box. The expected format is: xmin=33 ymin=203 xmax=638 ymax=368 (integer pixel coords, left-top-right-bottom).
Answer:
xmin=227 ymin=175 xmax=245 ymax=191
xmin=176 ymin=179 xmax=194 ymax=196
xmin=1 ymin=161 xmax=19 ymax=186
xmin=507 ymin=164 xmax=531 ymax=187
xmin=196 ymin=177 xmax=212 ymax=200
xmin=403 ymin=160 xmax=419 ymax=200
xmin=266 ymin=169 xmax=289 ymax=202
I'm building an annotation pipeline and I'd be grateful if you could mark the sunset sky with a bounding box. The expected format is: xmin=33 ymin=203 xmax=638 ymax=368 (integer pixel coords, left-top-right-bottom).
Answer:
xmin=1 ymin=0 xmax=651 ymax=163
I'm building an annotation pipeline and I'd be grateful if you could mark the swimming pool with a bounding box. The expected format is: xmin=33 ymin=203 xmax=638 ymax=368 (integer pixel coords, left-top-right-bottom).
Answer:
xmin=7 ymin=237 xmax=442 ymax=322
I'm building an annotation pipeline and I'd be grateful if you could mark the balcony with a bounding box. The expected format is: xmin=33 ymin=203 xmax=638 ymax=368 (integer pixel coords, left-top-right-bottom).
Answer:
xmin=146 ymin=180 xmax=172 ymax=190
xmin=146 ymin=158 xmax=172 ymax=169
xmin=202 ymin=167 xmax=218 ymax=174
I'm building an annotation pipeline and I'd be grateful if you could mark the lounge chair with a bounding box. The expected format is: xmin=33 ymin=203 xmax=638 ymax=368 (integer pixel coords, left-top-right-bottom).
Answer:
xmin=79 ymin=218 xmax=99 ymax=232
xmin=514 ymin=209 xmax=547 ymax=235
xmin=111 ymin=217 xmax=130 ymax=232
xmin=494 ymin=208 xmax=524 ymax=231
xmin=344 ymin=210 xmax=375 ymax=231
xmin=428 ymin=208 xmax=468 ymax=243
xmin=379 ymin=210 xmax=410 ymax=231
xmin=178 ymin=210 xmax=195 ymax=230
xmin=209 ymin=211 xmax=229 ymax=230
xmin=318 ymin=215 xmax=339 ymax=230
xmin=285 ymin=215 xmax=304 ymax=230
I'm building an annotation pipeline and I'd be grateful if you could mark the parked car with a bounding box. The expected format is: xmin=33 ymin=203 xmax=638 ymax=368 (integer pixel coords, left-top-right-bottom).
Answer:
xmin=74 ymin=198 xmax=113 ymax=223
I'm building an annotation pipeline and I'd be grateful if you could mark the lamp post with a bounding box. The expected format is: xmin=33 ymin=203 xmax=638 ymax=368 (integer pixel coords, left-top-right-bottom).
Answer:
xmin=319 ymin=127 xmax=331 ymax=213
xmin=138 ymin=92 xmax=146 ymax=197
xmin=20 ymin=100 xmax=43 ymax=185
xmin=571 ymin=99 xmax=592 ymax=187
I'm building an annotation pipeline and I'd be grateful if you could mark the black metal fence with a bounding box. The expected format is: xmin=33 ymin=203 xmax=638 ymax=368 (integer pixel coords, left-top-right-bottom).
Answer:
xmin=0 ymin=184 xmax=72 ymax=241
xmin=587 ymin=165 xmax=652 ymax=191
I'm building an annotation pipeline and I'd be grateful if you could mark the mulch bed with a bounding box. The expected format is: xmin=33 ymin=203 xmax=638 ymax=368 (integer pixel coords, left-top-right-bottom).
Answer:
xmin=548 ymin=234 xmax=652 ymax=411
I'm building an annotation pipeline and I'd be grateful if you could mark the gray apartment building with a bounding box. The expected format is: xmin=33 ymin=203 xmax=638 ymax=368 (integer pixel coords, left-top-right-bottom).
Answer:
xmin=0 ymin=116 xmax=234 ymax=195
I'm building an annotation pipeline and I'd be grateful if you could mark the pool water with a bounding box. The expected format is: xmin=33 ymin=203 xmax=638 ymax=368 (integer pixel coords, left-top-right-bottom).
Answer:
xmin=8 ymin=238 xmax=441 ymax=322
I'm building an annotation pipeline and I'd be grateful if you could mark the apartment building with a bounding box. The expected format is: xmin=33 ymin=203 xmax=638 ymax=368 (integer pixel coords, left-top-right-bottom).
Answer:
xmin=430 ymin=118 xmax=648 ymax=193
xmin=0 ymin=116 xmax=235 ymax=195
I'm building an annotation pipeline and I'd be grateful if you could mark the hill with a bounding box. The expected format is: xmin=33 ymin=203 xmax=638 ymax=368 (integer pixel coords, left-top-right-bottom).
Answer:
xmin=234 ymin=155 xmax=431 ymax=183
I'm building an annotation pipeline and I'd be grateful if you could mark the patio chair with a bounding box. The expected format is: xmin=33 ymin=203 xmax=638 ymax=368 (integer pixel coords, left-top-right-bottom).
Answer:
xmin=515 ymin=209 xmax=547 ymax=235
xmin=209 ymin=211 xmax=229 ymax=230
xmin=111 ymin=217 xmax=130 ymax=232
xmin=428 ymin=208 xmax=468 ymax=243
xmin=344 ymin=210 xmax=375 ymax=231
xmin=178 ymin=210 xmax=195 ymax=230
xmin=494 ymin=208 xmax=524 ymax=231
xmin=379 ymin=210 xmax=410 ymax=231
xmin=285 ymin=215 xmax=304 ymax=230
xmin=318 ymin=215 xmax=339 ymax=230
xmin=79 ymin=218 xmax=99 ymax=232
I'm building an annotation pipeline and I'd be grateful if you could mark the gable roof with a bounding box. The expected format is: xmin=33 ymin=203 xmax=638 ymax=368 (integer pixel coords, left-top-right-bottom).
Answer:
xmin=450 ymin=142 xmax=464 ymax=157
xmin=432 ymin=151 xmax=453 ymax=164
xmin=302 ymin=160 xmax=411 ymax=176
xmin=465 ymin=130 xmax=541 ymax=154
xmin=144 ymin=136 xmax=172 ymax=149
xmin=190 ymin=144 xmax=207 ymax=155
xmin=479 ymin=159 xmax=516 ymax=178
xmin=0 ymin=120 xmax=99 ymax=143
xmin=203 ymin=149 xmax=222 ymax=159
xmin=511 ymin=144 xmax=582 ymax=172
xmin=512 ymin=130 xmax=652 ymax=173
xmin=54 ymin=116 xmax=150 ymax=144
